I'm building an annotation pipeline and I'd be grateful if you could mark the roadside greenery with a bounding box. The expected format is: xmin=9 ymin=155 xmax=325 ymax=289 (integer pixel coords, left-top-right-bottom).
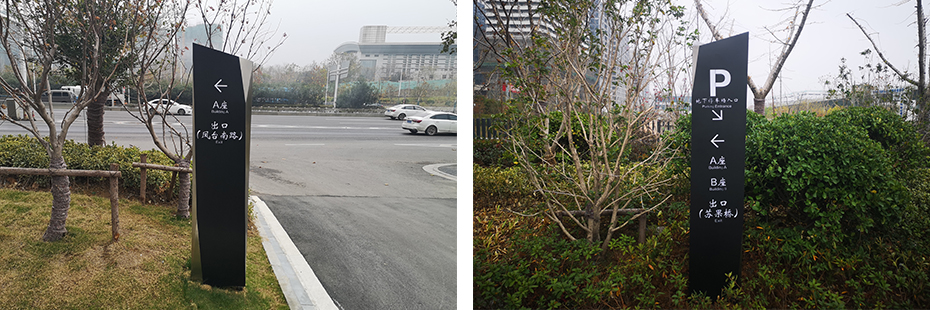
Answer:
xmin=0 ymin=188 xmax=286 ymax=309
xmin=0 ymin=135 xmax=176 ymax=201
xmin=474 ymin=106 xmax=930 ymax=308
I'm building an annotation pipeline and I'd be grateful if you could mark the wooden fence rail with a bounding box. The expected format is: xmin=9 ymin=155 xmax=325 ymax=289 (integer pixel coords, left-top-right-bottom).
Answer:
xmin=132 ymin=154 xmax=191 ymax=204
xmin=0 ymin=164 xmax=122 ymax=240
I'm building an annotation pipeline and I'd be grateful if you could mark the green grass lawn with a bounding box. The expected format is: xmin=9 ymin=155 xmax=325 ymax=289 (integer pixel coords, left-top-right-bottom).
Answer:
xmin=0 ymin=188 xmax=287 ymax=309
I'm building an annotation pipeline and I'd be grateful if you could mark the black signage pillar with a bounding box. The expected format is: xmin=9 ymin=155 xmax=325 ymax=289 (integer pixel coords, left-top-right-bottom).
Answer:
xmin=689 ymin=33 xmax=748 ymax=298
xmin=191 ymin=44 xmax=253 ymax=287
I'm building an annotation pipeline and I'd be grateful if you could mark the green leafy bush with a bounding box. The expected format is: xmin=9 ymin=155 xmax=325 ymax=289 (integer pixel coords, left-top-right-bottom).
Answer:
xmin=825 ymin=106 xmax=930 ymax=172
xmin=668 ymin=108 xmax=925 ymax=247
xmin=473 ymin=164 xmax=538 ymax=211
xmin=474 ymin=232 xmax=604 ymax=309
xmin=474 ymin=202 xmax=698 ymax=309
xmin=474 ymin=139 xmax=516 ymax=168
xmin=746 ymin=111 xmax=908 ymax=246
xmin=0 ymin=135 xmax=175 ymax=197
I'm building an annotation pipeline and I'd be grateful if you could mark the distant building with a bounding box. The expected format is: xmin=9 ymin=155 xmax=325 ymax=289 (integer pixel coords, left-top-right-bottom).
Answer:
xmin=180 ymin=24 xmax=224 ymax=68
xmin=473 ymin=0 xmax=631 ymax=104
xmin=332 ymin=25 xmax=456 ymax=82
xmin=473 ymin=0 xmax=554 ymax=91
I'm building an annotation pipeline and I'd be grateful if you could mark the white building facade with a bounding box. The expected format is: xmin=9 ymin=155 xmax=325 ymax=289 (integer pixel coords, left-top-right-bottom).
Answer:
xmin=332 ymin=25 xmax=456 ymax=82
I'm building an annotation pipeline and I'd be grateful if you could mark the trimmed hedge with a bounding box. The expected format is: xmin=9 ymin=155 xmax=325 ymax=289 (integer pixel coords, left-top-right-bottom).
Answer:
xmin=0 ymin=135 xmax=176 ymax=198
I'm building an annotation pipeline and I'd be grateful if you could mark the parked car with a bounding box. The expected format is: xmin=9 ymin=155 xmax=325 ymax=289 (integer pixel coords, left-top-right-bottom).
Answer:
xmin=61 ymin=85 xmax=127 ymax=106
xmin=401 ymin=111 xmax=457 ymax=135
xmin=39 ymin=90 xmax=77 ymax=104
xmin=146 ymin=99 xmax=192 ymax=115
xmin=384 ymin=104 xmax=430 ymax=120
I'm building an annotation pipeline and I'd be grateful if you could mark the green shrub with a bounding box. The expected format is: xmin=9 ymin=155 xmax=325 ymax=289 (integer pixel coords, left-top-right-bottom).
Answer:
xmin=825 ymin=106 xmax=930 ymax=172
xmin=0 ymin=135 xmax=52 ymax=186
xmin=0 ymin=135 xmax=175 ymax=197
xmin=474 ymin=230 xmax=604 ymax=309
xmin=668 ymin=109 xmax=924 ymax=247
xmin=746 ymin=112 xmax=907 ymax=246
xmin=474 ymin=202 xmax=696 ymax=309
xmin=474 ymin=139 xmax=516 ymax=168
xmin=473 ymin=164 xmax=538 ymax=211
xmin=901 ymin=167 xmax=930 ymax=250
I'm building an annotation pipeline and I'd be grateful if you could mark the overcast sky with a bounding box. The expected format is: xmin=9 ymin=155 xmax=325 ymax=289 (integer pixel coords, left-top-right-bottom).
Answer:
xmin=691 ymin=0 xmax=920 ymax=105
xmin=257 ymin=0 xmax=919 ymax=101
xmin=261 ymin=0 xmax=457 ymax=66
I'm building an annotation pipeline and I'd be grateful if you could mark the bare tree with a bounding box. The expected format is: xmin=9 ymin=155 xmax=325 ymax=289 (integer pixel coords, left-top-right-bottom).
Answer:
xmin=54 ymin=1 xmax=144 ymax=146
xmin=695 ymin=0 xmax=815 ymax=115
xmin=194 ymin=0 xmax=287 ymax=72
xmin=122 ymin=0 xmax=285 ymax=217
xmin=122 ymin=0 xmax=193 ymax=217
xmin=476 ymin=0 xmax=688 ymax=250
xmin=847 ymin=0 xmax=930 ymax=140
xmin=0 ymin=0 xmax=176 ymax=241
xmin=441 ymin=0 xmax=457 ymax=55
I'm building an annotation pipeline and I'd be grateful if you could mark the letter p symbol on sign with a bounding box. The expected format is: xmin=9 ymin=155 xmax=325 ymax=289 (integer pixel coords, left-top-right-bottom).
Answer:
xmin=710 ymin=69 xmax=730 ymax=97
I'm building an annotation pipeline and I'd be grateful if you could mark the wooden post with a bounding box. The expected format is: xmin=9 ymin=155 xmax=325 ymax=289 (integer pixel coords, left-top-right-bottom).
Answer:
xmin=109 ymin=163 xmax=120 ymax=241
xmin=638 ymin=213 xmax=647 ymax=244
xmin=139 ymin=154 xmax=147 ymax=204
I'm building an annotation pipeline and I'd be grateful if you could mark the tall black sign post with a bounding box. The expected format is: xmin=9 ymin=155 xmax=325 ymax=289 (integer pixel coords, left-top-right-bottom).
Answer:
xmin=689 ymin=33 xmax=748 ymax=298
xmin=191 ymin=43 xmax=253 ymax=287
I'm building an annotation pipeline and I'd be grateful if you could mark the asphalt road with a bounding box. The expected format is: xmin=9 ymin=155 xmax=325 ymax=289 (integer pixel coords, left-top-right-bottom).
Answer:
xmin=0 ymin=109 xmax=458 ymax=309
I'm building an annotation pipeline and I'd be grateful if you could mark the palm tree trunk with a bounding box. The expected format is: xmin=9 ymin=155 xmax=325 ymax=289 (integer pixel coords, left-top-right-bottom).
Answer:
xmin=42 ymin=154 xmax=72 ymax=241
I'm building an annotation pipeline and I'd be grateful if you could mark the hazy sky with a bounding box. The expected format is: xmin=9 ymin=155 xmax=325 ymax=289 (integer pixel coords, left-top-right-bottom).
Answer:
xmin=261 ymin=0 xmax=457 ymax=66
xmin=257 ymin=0 xmax=919 ymax=101
xmin=692 ymin=0 xmax=920 ymax=104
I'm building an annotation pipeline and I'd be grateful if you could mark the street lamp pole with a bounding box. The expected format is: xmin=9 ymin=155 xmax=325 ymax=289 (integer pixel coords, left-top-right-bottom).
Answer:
xmin=333 ymin=62 xmax=341 ymax=108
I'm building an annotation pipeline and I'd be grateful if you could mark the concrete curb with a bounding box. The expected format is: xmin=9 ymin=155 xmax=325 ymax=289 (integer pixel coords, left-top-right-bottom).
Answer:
xmin=250 ymin=195 xmax=339 ymax=310
xmin=423 ymin=163 xmax=456 ymax=181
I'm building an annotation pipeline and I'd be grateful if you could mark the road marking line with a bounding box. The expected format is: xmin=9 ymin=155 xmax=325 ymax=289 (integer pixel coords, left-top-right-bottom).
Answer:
xmin=255 ymin=124 xmax=395 ymax=130
xmin=395 ymin=144 xmax=457 ymax=148
xmin=423 ymin=163 xmax=456 ymax=181
xmin=285 ymin=144 xmax=325 ymax=146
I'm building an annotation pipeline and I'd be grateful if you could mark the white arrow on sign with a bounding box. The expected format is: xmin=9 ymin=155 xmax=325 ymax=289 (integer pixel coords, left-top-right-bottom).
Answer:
xmin=711 ymin=134 xmax=725 ymax=148
xmin=214 ymin=79 xmax=228 ymax=93
xmin=712 ymin=110 xmax=724 ymax=121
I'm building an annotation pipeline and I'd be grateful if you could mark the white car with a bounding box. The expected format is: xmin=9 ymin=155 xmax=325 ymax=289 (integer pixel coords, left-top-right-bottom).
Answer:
xmin=146 ymin=99 xmax=192 ymax=115
xmin=384 ymin=104 xmax=430 ymax=120
xmin=402 ymin=111 xmax=457 ymax=135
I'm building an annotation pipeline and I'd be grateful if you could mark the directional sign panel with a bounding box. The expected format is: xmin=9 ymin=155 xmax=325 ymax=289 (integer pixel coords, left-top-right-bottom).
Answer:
xmin=689 ymin=33 xmax=748 ymax=298
xmin=191 ymin=43 xmax=253 ymax=288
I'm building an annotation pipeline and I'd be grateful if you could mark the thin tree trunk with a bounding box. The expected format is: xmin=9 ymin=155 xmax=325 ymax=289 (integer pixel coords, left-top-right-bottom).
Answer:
xmin=585 ymin=202 xmax=600 ymax=243
xmin=176 ymin=160 xmax=191 ymax=218
xmin=918 ymin=0 xmax=930 ymax=140
xmin=87 ymin=88 xmax=108 ymax=146
xmin=42 ymin=154 xmax=72 ymax=241
xmin=753 ymin=97 xmax=765 ymax=115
